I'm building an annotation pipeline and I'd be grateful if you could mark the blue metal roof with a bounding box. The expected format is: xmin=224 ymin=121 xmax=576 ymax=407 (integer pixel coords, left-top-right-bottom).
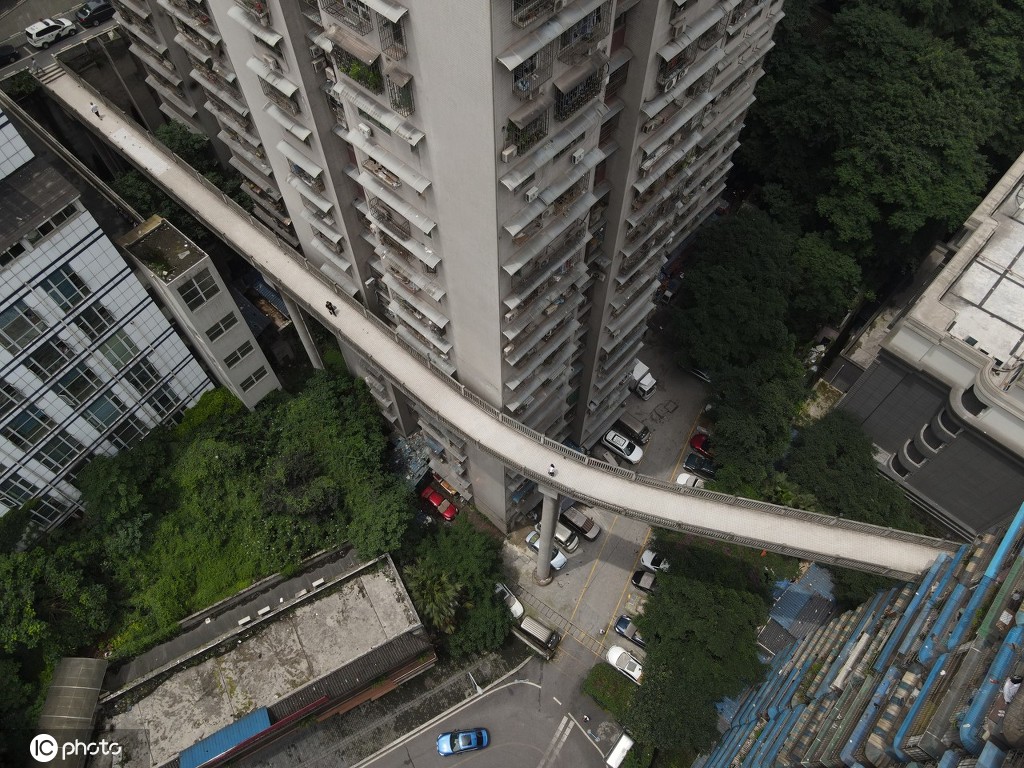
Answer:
xmin=179 ymin=707 xmax=271 ymax=768
xmin=250 ymin=274 xmax=289 ymax=317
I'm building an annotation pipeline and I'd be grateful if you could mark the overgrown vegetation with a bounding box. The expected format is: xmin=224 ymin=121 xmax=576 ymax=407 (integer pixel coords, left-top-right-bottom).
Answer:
xmin=0 ymin=370 xmax=412 ymax=763
xmin=112 ymin=121 xmax=251 ymax=247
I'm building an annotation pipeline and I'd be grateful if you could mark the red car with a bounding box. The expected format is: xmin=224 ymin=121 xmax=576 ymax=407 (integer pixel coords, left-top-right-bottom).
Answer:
xmin=420 ymin=486 xmax=457 ymax=521
xmin=689 ymin=433 xmax=714 ymax=458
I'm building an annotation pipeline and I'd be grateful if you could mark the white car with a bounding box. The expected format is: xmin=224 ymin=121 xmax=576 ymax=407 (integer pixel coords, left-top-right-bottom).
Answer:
xmin=641 ymin=549 xmax=670 ymax=573
xmin=606 ymin=645 xmax=643 ymax=684
xmin=675 ymin=472 xmax=706 ymax=489
xmin=26 ymin=18 xmax=77 ymax=48
xmin=601 ymin=429 xmax=643 ymax=464
xmin=525 ymin=530 xmax=567 ymax=570
xmin=494 ymin=582 xmax=524 ymax=620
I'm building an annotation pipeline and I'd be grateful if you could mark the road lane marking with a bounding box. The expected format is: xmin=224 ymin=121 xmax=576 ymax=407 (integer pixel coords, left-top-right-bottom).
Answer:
xmin=569 ymin=513 xmax=618 ymax=624
xmin=553 ymin=696 xmax=562 ymax=705
xmin=538 ymin=716 xmax=573 ymax=768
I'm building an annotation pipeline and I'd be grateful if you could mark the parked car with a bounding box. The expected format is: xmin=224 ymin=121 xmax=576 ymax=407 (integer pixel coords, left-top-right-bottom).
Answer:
xmin=640 ymin=549 xmax=670 ymax=573
xmin=420 ymin=486 xmax=457 ymax=521
xmin=683 ymin=452 xmax=717 ymax=479
xmin=606 ymin=645 xmax=643 ymax=684
xmin=533 ymin=520 xmax=579 ymax=552
xmin=0 ymin=46 xmax=21 ymax=65
xmin=631 ymin=570 xmax=657 ymax=594
xmin=75 ymin=0 xmax=115 ymax=26
xmin=436 ymin=728 xmax=489 ymax=756
xmin=560 ymin=505 xmax=601 ymax=540
xmin=25 ymin=18 xmax=77 ymax=48
xmin=675 ymin=472 xmax=705 ymax=489
xmin=601 ymin=429 xmax=643 ymax=465
xmin=525 ymin=530 xmax=567 ymax=570
xmin=614 ymin=414 xmax=650 ymax=445
xmin=494 ymin=582 xmax=524 ymax=620
xmin=613 ymin=615 xmax=646 ymax=649
xmin=689 ymin=432 xmax=714 ymax=458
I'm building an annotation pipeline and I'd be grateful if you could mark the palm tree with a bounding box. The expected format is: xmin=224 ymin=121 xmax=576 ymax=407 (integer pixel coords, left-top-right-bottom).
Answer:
xmin=404 ymin=561 xmax=463 ymax=634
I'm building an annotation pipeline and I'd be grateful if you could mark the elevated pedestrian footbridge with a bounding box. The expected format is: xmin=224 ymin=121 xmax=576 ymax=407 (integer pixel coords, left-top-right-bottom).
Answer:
xmin=34 ymin=67 xmax=960 ymax=579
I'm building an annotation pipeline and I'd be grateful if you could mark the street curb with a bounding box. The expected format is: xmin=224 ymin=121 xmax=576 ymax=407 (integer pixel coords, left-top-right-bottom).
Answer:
xmin=348 ymin=655 xmax=535 ymax=768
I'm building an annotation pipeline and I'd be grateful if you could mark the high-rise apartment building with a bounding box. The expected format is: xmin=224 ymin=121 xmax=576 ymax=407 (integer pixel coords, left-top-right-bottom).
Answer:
xmin=0 ymin=110 xmax=214 ymax=530
xmin=115 ymin=0 xmax=784 ymax=528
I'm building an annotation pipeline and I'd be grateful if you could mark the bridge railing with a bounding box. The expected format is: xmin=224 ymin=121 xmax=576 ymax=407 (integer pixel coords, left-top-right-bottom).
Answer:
xmin=44 ymin=66 xmax=957 ymax=565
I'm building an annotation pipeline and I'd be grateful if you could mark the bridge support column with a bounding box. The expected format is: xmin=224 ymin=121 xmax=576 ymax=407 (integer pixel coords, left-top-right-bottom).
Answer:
xmin=534 ymin=485 xmax=559 ymax=586
xmin=283 ymin=296 xmax=324 ymax=371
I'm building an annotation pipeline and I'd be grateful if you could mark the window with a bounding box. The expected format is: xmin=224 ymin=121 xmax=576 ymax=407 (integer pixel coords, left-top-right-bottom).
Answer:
xmin=124 ymin=358 xmax=161 ymax=394
xmin=0 ymin=473 xmax=39 ymax=506
xmin=177 ymin=268 xmax=220 ymax=311
xmin=54 ymin=364 xmax=100 ymax=407
xmin=0 ymin=241 xmax=25 ymax=268
xmin=109 ymin=414 xmax=147 ymax=450
xmin=505 ymin=111 xmax=549 ymax=154
xmin=325 ymin=0 xmax=373 ymax=34
xmin=0 ymin=382 xmax=23 ymax=419
xmin=386 ymin=72 xmax=415 ymax=117
xmin=225 ymin=341 xmax=255 ymax=368
xmin=25 ymin=337 xmax=75 ymax=379
xmin=377 ymin=15 xmax=406 ymax=58
xmin=72 ymin=303 xmax=116 ymax=341
xmin=3 ymin=406 xmax=54 ymax=448
xmin=0 ymin=301 xmax=46 ymax=353
xmin=357 ymin=108 xmax=391 ymax=135
xmin=36 ymin=432 xmax=85 ymax=472
xmin=240 ymin=366 xmax=268 ymax=391
xmin=83 ymin=393 xmax=124 ymax=431
xmin=258 ymin=75 xmax=302 ymax=116
xmin=99 ymin=329 xmax=140 ymax=368
xmin=555 ymin=69 xmax=604 ymax=122
xmin=558 ymin=2 xmax=610 ymax=63
xmin=41 ymin=264 xmax=91 ymax=311
xmin=148 ymin=382 xmax=179 ymax=417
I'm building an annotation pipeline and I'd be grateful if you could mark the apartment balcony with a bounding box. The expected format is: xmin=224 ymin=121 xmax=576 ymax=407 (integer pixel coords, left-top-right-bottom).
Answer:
xmin=116 ymin=10 xmax=160 ymax=46
xmin=502 ymin=261 xmax=589 ymax=340
xmin=146 ymin=59 xmax=182 ymax=88
xmin=252 ymin=206 xmax=299 ymax=247
xmin=556 ymin=1 xmax=612 ymax=65
xmin=506 ymin=341 xmax=575 ymax=413
xmin=384 ymin=298 xmax=452 ymax=356
xmin=502 ymin=288 xmax=581 ymax=345
xmin=611 ymin=269 xmax=659 ymax=317
xmin=505 ymin=226 xmax=586 ymax=308
xmin=511 ymin=0 xmax=555 ymax=28
xmin=367 ymin=197 xmax=411 ymax=240
xmin=385 ymin=67 xmax=414 ymax=117
xmin=362 ymin=158 xmax=401 ymax=190
xmin=394 ymin=326 xmax=456 ymax=377
xmin=420 ymin=420 xmax=467 ymax=464
xmin=227 ymin=5 xmax=283 ymax=49
xmin=204 ymin=103 xmax=254 ymax=147
xmin=381 ymin=272 xmax=449 ymax=335
xmin=160 ymin=1 xmax=221 ymax=46
xmin=594 ymin=343 xmax=639 ymax=393
xmin=190 ymin=68 xmax=245 ymax=106
xmin=506 ymin=319 xmax=580 ymax=383
xmin=314 ymin=247 xmax=360 ymax=297
xmin=233 ymin=0 xmax=271 ymax=25
xmin=322 ymin=0 xmax=373 ymax=34
xmin=329 ymin=80 xmax=424 ymax=147
xmin=229 ymin=155 xmax=276 ymax=193
xmin=113 ymin=0 xmax=150 ymax=19
xmin=218 ymin=131 xmax=272 ymax=177
xmin=276 ymin=140 xmax=325 ymax=193
xmin=505 ymin=96 xmax=552 ymax=156
xmin=606 ymin=289 xmax=655 ymax=336
xmin=328 ymin=26 xmax=384 ymax=94
xmin=598 ymin=330 xmax=643 ymax=379
xmin=553 ymin=51 xmax=607 ymax=122
xmin=356 ymin=167 xmax=436 ymax=237
xmin=129 ymin=44 xmax=175 ymax=79
xmin=299 ymin=207 xmax=344 ymax=248
xmin=145 ymin=76 xmax=196 ymax=117
xmin=375 ymin=242 xmax=445 ymax=302
xmin=503 ymin=193 xmax=594 ymax=276
xmin=511 ymin=42 xmax=554 ymax=99
xmin=634 ymin=136 xmax=700 ymax=197
xmin=242 ymin=179 xmax=285 ymax=211
xmin=174 ymin=32 xmax=213 ymax=65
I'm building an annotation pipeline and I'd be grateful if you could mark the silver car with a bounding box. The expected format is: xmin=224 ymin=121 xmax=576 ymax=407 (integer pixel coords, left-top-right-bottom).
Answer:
xmin=601 ymin=429 xmax=644 ymax=464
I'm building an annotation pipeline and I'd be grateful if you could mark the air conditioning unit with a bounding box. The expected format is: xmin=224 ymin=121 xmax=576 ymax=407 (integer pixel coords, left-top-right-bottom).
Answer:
xmin=263 ymin=55 xmax=280 ymax=71
xmin=504 ymin=308 xmax=519 ymax=322
xmin=570 ymin=148 xmax=586 ymax=164
xmin=501 ymin=145 xmax=519 ymax=163
xmin=504 ymin=343 xmax=516 ymax=355
xmin=661 ymin=76 xmax=678 ymax=93
xmin=311 ymin=58 xmax=327 ymax=72
xmin=524 ymin=186 xmax=540 ymax=203
xmin=642 ymin=118 xmax=659 ymax=133
xmin=358 ymin=122 xmax=373 ymax=138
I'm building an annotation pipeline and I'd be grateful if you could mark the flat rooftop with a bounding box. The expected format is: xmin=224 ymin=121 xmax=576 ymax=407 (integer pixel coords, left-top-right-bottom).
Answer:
xmin=908 ymin=156 xmax=1024 ymax=365
xmin=116 ymin=215 xmax=207 ymax=282
xmin=104 ymin=562 xmax=420 ymax=768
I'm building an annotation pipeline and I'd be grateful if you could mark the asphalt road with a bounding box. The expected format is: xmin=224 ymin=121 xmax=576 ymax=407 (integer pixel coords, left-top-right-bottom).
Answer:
xmin=0 ymin=12 xmax=116 ymax=79
xmin=361 ymin=656 xmax=609 ymax=768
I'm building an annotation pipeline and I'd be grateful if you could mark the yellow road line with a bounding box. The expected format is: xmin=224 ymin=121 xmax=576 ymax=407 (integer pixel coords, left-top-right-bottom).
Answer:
xmin=568 ymin=514 xmax=618 ymax=624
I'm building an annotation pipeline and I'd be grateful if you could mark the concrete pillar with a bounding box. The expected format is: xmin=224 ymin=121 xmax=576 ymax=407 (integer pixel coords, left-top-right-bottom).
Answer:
xmin=283 ymin=295 xmax=324 ymax=370
xmin=534 ymin=486 xmax=559 ymax=586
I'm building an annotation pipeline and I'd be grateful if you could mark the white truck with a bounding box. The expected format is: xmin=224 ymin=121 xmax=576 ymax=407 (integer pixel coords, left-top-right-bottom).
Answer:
xmin=629 ymin=360 xmax=657 ymax=400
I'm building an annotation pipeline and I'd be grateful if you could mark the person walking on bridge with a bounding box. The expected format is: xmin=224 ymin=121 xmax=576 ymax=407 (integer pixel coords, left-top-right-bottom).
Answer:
xmin=89 ymin=102 xmax=103 ymax=120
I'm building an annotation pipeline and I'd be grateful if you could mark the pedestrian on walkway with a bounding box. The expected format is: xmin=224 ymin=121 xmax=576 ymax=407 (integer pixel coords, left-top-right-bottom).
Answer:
xmin=583 ymin=715 xmax=590 ymax=723
xmin=325 ymin=301 xmax=338 ymax=316
xmin=90 ymin=102 xmax=103 ymax=120
xmin=30 ymin=56 xmax=39 ymax=73
xmin=548 ymin=463 xmax=556 ymax=477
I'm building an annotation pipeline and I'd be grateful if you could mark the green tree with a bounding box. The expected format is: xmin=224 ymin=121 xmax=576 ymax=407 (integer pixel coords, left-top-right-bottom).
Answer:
xmin=0 ymin=658 xmax=34 ymax=766
xmin=0 ymin=552 xmax=48 ymax=653
xmin=404 ymin=560 xmax=462 ymax=634
xmin=786 ymin=234 xmax=861 ymax=336
xmin=154 ymin=120 xmax=215 ymax=172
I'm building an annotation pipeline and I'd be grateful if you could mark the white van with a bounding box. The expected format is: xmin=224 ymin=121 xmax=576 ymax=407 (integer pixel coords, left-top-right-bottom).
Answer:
xmin=520 ymin=616 xmax=559 ymax=650
xmin=560 ymin=506 xmax=601 ymax=540
xmin=606 ymin=733 xmax=635 ymax=767
xmin=534 ymin=521 xmax=579 ymax=553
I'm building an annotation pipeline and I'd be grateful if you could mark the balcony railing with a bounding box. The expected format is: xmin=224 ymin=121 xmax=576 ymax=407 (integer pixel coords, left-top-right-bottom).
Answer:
xmin=377 ymin=14 xmax=407 ymax=59
xmin=557 ymin=2 xmax=611 ymax=64
xmin=234 ymin=0 xmax=270 ymax=25
xmin=554 ymin=68 xmax=604 ymax=122
xmin=369 ymin=197 xmax=411 ymax=239
xmin=511 ymin=43 xmax=554 ymax=99
xmin=512 ymin=0 xmax=554 ymax=28
xmin=386 ymin=69 xmax=414 ymax=116
xmin=362 ymin=158 xmax=401 ymax=189
xmin=332 ymin=48 xmax=384 ymax=94
xmin=322 ymin=0 xmax=373 ymax=34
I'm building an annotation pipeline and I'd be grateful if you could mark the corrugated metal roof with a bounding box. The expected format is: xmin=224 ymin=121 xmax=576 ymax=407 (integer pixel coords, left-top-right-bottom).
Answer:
xmin=772 ymin=589 xmax=812 ymax=631
xmin=179 ymin=707 xmax=271 ymax=768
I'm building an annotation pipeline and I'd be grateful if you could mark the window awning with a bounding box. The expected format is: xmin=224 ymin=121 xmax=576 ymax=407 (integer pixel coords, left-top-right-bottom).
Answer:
xmin=656 ymin=8 xmax=724 ymax=62
xmin=642 ymin=46 xmax=724 ymax=120
xmin=363 ymin=0 xmax=407 ymax=24
xmin=553 ymin=50 xmax=607 ymax=92
xmin=355 ymin=170 xmax=436 ymax=234
xmin=509 ymin=94 xmax=553 ymax=128
xmin=226 ymin=6 xmax=282 ymax=46
xmin=332 ymin=80 xmax=424 ymax=146
xmin=265 ymin=103 xmax=312 ymax=141
xmin=344 ymin=127 xmax=431 ymax=193
xmin=384 ymin=63 xmax=411 ymax=87
xmin=497 ymin=0 xmax=607 ymax=70
xmin=326 ymin=24 xmax=380 ymax=65
xmin=287 ymin=176 xmax=332 ymax=212
xmin=276 ymin=140 xmax=322 ymax=178
xmin=245 ymin=58 xmax=298 ymax=97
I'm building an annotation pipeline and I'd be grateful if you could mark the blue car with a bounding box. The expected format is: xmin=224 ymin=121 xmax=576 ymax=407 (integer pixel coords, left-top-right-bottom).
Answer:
xmin=437 ymin=728 xmax=489 ymax=756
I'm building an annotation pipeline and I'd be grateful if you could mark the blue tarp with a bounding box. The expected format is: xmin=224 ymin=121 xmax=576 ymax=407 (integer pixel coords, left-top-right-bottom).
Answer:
xmin=179 ymin=707 xmax=271 ymax=768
